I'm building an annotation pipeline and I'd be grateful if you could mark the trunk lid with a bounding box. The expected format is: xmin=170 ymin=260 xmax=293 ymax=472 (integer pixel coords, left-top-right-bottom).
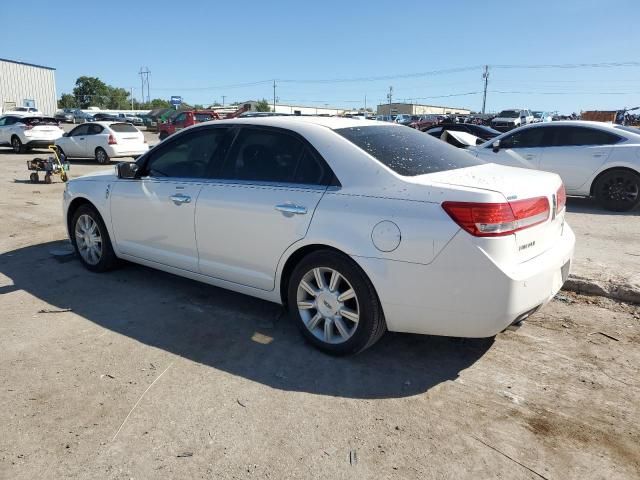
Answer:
xmin=420 ymin=163 xmax=565 ymax=263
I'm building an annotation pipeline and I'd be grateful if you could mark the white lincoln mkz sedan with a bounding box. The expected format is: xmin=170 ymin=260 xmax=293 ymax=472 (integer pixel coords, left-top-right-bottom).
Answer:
xmin=63 ymin=117 xmax=575 ymax=354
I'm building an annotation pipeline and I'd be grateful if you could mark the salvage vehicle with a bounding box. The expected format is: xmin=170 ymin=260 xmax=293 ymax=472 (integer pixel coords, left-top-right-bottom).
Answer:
xmin=425 ymin=123 xmax=500 ymax=142
xmin=63 ymin=117 xmax=574 ymax=355
xmin=491 ymin=109 xmax=534 ymax=131
xmin=0 ymin=115 xmax=64 ymax=153
xmin=472 ymin=121 xmax=640 ymax=211
xmin=55 ymin=121 xmax=148 ymax=164
xmin=158 ymin=104 xmax=251 ymax=140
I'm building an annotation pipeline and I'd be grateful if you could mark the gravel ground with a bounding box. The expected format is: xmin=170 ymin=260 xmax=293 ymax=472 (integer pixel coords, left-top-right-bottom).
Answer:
xmin=0 ymin=139 xmax=639 ymax=479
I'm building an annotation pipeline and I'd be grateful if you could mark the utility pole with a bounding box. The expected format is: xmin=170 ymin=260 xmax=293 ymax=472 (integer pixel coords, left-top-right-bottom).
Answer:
xmin=130 ymin=87 xmax=134 ymax=110
xmin=222 ymin=95 xmax=226 ymax=107
xmin=273 ymin=80 xmax=277 ymax=113
xmin=139 ymin=67 xmax=151 ymax=104
xmin=364 ymin=94 xmax=367 ymax=112
xmin=481 ymin=65 xmax=489 ymax=114
xmin=386 ymin=86 xmax=393 ymax=116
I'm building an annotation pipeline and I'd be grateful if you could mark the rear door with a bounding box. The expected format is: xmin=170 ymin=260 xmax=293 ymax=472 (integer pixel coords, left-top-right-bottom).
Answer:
xmin=538 ymin=126 xmax=619 ymax=192
xmin=195 ymin=126 xmax=332 ymax=290
xmin=110 ymin=127 xmax=228 ymax=271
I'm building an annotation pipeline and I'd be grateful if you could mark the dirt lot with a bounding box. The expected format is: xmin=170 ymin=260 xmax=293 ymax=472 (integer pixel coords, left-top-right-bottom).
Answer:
xmin=0 ymin=138 xmax=639 ymax=479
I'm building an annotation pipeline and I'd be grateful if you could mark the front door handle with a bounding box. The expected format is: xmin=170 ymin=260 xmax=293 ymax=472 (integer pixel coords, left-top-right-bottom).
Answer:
xmin=592 ymin=153 xmax=606 ymax=158
xmin=275 ymin=204 xmax=307 ymax=215
xmin=170 ymin=193 xmax=191 ymax=205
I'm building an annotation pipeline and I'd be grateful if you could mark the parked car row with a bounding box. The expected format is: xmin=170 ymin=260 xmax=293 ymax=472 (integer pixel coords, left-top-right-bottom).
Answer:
xmin=53 ymin=109 xmax=145 ymax=125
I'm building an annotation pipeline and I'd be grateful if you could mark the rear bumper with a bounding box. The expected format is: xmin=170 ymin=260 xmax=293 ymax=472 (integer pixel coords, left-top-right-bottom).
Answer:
xmin=354 ymin=224 xmax=575 ymax=338
xmin=24 ymin=139 xmax=57 ymax=148
xmin=105 ymin=144 xmax=149 ymax=158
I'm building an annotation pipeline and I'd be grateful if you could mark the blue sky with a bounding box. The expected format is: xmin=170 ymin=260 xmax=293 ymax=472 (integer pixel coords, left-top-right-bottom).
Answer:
xmin=3 ymin=0 xmax=640 ymax=113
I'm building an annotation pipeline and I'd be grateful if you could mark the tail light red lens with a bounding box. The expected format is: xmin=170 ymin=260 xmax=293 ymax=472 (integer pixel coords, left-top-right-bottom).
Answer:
xmin=442 ymin=197 xmax=550 ymax=237
xmin=108 ymin=134 xmax=117 ymax=145
xmin=556 ymin=184 xmax=566 ymax=214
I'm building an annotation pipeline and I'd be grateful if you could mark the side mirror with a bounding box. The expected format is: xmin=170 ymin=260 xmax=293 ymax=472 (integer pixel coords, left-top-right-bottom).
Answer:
xmin=492 ymin=140 xmax=501 ymax=152
xmin=476 ymin=138 xmax=484 ymax=145
xmin=117 ymin=161 xmax=139 ymax=179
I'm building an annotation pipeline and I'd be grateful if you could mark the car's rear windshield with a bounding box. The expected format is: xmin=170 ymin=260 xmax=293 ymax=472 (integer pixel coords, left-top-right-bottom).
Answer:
xmin=21 ymin=116 xmax=58 ymax=126
xmin=110 ymin=123 xmax=138 ymax=132
xmin=335 ymin=125 xmax=484 ymax=176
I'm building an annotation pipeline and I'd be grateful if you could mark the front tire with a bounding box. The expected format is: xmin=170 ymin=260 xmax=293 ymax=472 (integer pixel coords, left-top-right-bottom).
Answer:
xmin=71 ymin=204 xmax=117 ymax=272
xmin=594 ymin=169 xmax=640 ymax=212
xmin=95 ymin=147 xmax=110 ymax=164
xmin=287 ymin=250 xmax=386 ymax=355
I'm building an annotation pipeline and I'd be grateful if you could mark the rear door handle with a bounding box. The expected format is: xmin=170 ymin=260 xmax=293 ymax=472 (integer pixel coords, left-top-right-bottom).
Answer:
xmin=170 ymin=193 xmax=191 ymax=205
xmin=592 ymin=153 xmax=606 ymax=157
xmin=275 ymin=204 xmax=307 ymax=215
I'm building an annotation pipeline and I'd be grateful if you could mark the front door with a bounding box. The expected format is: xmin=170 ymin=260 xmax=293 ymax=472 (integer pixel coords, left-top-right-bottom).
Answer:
xmin=110 ymin=127 xmax=227 ymax=272
xmin=64 ymin=124 xmax=90 ymax=157
xmin=196 ymin=126 xmax=332 ymax=290
xmin=481 ymin=126 xmax=551 ymax=170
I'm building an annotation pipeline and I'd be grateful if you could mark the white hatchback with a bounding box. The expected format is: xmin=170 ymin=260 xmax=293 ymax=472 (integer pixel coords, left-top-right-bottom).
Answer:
xmin=472 ymin=121 xmax=640 ymax=211
xmin=63 ymin=117 xmax=574 ymax=354
xmin=55 ymin=121 xmax=148 ymax=164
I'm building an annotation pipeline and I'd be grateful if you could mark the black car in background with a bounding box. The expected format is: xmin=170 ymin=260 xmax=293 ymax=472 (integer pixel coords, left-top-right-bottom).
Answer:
xmin=91 ymin=113 xmax=122 ymax=122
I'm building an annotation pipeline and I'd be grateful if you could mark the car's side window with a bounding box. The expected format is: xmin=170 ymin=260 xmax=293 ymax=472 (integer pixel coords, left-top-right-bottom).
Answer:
xmin=88 ymin=124 xmax=103 ymax=135
xmin=220 ymin=128 xmax=305 ymax=183
xmin=144 ymin=128 xmax=228 ymax=178
xmin=501 ymin=127 xmax=548 ymax=149
xmin=4 ymin=116 xmax=17 ymax=126
xmin=173 ymin=113 xmax=187 ymax=123
xmin=70 ymin=125 xmax=89 ymax=136
xmin=0 ymin=117 xmax=6 ymax=126
xmin=553 ymin=127 xmax=621 ymax=147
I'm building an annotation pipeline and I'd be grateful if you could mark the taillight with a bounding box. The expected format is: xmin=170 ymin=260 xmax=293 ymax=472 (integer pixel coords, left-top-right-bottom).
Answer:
xmin=108 ymin=134 xmax=117 ymax=145
xmin=556 ymin=184 xmax=566 ymax=214
xmin=21 ymin=124 xmax=34 ymax=130
xmin=442 ymin=197 xmax=550 ymax=237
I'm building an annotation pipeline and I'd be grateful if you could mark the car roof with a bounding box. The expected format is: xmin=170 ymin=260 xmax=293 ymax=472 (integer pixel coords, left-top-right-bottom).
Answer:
xmin=208 ymin=116 xmax=382 ymax=130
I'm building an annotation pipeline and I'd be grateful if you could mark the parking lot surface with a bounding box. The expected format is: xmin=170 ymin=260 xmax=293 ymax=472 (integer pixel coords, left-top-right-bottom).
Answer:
xmin=0 ymin=141 xmax=639 ymax=479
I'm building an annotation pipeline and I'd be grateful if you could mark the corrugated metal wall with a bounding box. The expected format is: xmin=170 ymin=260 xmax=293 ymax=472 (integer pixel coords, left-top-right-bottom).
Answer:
xmin=0 ymin=60 xmax=57 ymax=115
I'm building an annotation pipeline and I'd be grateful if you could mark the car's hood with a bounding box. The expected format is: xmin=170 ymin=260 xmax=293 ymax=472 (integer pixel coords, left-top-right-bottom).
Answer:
xmin=71 ymin=168 xmax=117 ymax=182
xmin=491 ymin=117 xmax=518 ymax=122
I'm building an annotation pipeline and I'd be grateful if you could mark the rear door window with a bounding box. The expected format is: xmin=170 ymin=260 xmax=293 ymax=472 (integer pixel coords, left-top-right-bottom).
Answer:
xmin=219 ymin=127 xmax=333 ymax=185
xmin=336 ymin=125 xmax=484 ymax=176
xmin=552 ymin=126 xmax=621 ymax=146
xmin=88 ymin=124 xmax=104 ymax=135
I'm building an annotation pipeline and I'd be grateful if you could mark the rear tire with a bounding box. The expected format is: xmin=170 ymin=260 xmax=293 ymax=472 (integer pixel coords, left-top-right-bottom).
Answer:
xmin=594 ymin=169 xmax=640 ymax=212
xmin=95 ymin=147 xmax=110 ymax=164
xmin=158 ymin=131 xmax=168 ymax=141
xmin=11 ymin=136 xmax=25 ymax=154
xmin=70 ymin=204 xmax=117 ymax=272
xmin=287 ymin=250 xmax=386 ymax=355
xmin=29 ymin=172 xmax=39 ymax=183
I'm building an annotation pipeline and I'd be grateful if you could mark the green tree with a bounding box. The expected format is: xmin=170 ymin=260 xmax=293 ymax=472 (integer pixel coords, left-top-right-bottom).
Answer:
xmin=72 ymin=76 xmax=109 ymax=108
xmin=254 ymin=99 xmax=271 ymax=112
xmin=105 ymin=86 xmax=130 ymax=109
xmin=148 ymin=98 xmax=171 ymax=109
xmin=193 ymin=104 xmax=204 ymax=110
xmin=58 ymin=93 xmax=77 ymax=109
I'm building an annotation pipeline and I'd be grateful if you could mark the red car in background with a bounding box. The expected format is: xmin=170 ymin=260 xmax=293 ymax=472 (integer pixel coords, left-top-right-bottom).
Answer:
xmin=158 ymin=104 xmax=250 ymax=140
xmin=409 ymin=114 xmax=444 ymax=131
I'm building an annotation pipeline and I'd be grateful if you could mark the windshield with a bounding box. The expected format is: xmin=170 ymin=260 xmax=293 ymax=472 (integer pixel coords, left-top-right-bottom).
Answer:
xmin=335 ymin=125 xmax=484 ymax=176
xmin=21 ymin=116 xmax=58 ymax=126
xmin=532 ymin=111 xmax=543 ymax=118
xmin=497 ymin=110 xmax=520 ymax=118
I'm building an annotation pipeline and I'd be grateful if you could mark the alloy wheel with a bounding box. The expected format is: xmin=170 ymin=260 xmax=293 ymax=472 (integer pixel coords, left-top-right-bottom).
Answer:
xmin=296 ymin=267 xmax=360 ymax=344
xmin=75 ymin=214 xmax=103 ymax=265
xmin=600 ymin=174 xmax=639 ymax=204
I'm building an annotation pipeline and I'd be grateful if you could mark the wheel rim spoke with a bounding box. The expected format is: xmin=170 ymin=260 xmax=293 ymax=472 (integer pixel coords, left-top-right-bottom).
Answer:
xmin=313 ymin=268 xmax=325 ymax=290
xmin=299 ymin=280 xmax=318 ymax=297
xmin=297 ymin=300 xmax=315 ymax=310
xmin=323 ymin=318 xmax=334 ymax=342
xmin=307 ymin=312 xmax=322 ymax=330
xmin=337 ymin=288 xmax=355 ymax=302
xmin=328 ymin=270 xmax=340 ymax=291
xmin=339 ymin=308 xmax=359 ymax=324
xmin=334 ymin=317 xmax=350 ymax=339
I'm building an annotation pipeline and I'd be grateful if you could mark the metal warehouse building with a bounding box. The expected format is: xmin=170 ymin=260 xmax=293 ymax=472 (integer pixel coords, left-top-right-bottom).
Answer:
xmin=377 ymin=102 xmax=470 ymax=116
xmin=0 ymin=58 xmax=57 ymax=115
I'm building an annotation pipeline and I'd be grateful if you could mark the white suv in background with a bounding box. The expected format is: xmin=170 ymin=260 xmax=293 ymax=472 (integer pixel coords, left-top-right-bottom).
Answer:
xmin=55 ymin=121 xmax=148 ymax=164
xmin=0 ymin=115 xmax=64 ymax=153
xmin=491 ymin=109 xmax=534 ymax=131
